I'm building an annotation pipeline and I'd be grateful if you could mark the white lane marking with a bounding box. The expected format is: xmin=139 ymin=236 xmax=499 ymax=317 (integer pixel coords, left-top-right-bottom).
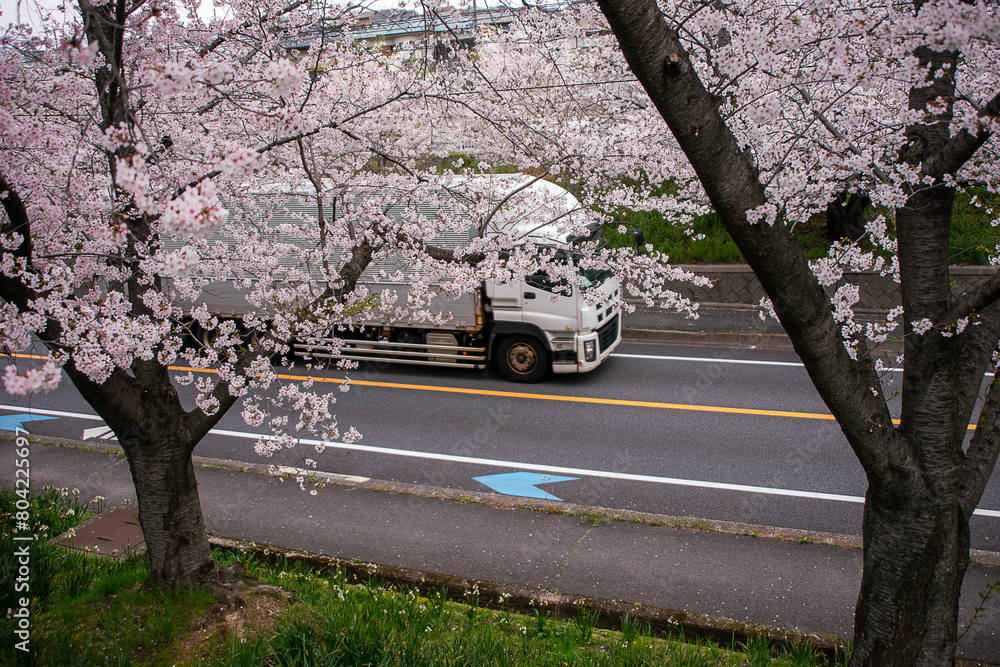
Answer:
xmin=5 ymin=404 xmax=999 ymax=518
xmin=210 ymin=428 xmax=1000 ymax=517
xmin=83 ymin=425 xmax=117 ymax=441
xmin=610 ymin=353 xmax=1000 ymax=378
xmin=613 ymin=353 xmax=804 ymax=367
xmin=613 ymin=352 xmax=909 ymax=373
xmin=0 ymin=405 xmax=105 ymax=420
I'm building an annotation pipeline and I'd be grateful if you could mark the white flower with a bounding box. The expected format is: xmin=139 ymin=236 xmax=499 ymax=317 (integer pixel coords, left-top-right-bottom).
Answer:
xmin=3 ymin=360 xmax=61 ymax=395
xmin=262 ymin=60 xmax=304 ymax=97
xmin=215 ymin=147 xmax=263 ymax=177
xmin=160 ymin=181 xmax=228 ymax=240
xmin=161 ymin=246 xmax=199 ymax=276
xmin=150 ymin=61 xmax=195 ymax=95
xmin=911 ymin=318 xmax=934 ymax=335
xmin=746 ymin=202 xmax=779 ymax=226
xmin=196 ymin=394 xmax=220 ymax=416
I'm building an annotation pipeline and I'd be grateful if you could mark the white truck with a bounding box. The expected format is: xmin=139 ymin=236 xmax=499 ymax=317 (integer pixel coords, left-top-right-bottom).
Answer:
xmin=189 ymin=175 xmax=624 ymax=383
xmin=292 ymin=263 xmax=623 ymax=383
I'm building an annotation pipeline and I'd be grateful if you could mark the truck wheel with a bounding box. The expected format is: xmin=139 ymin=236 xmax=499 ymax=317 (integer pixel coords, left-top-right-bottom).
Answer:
xmin=191 ymin=320 xmax=247 ymax=352
xmin=498 ymin=335 xmax=549 ymax=383
xmin=187 ymin=321 xmax=217 ymax=350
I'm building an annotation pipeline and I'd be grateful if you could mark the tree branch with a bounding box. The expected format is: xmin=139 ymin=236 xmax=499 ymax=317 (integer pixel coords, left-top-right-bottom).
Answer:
xmin=173 ymin=90 xmax=418 ymax=200
xmin=0 ymin=174 xmax=33 ymax=265
xmin=923 ymin=89 xmax=1000 ymax=180
xmin=595 ymin=0 xmax=904 ymax=481
xmin=947 ymin=270 xmax=1000 ymax=323
xmin=196 ymin=0 xmax=313 ymax=57
xmin=795 ymin=85 xmax=891 ymax=185
xmin=961 ymin=367 xmax=1000 ymax=516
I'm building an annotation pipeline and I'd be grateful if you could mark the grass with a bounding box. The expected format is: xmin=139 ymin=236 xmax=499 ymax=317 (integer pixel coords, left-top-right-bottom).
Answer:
xmin=947 ymin=186 xmax=1000 ymax=265
xmin=212 ymin=557 xmax=836 ymax=667
xmin=1 ymin=487 xmax=846 ymax=666
xmin=0 ymin=487 xmax=214 ymax=666
xmin=1 ymin=486 xmax=103 ymax=617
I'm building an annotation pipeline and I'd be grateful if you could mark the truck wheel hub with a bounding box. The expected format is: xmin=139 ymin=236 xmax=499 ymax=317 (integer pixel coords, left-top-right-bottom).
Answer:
xmin=508 ymin=344 xmax=537 ymax=372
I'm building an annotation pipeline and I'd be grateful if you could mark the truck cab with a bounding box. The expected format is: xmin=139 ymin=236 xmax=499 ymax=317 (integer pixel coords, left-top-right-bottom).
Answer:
xmin=486 ymin=266 xmax=621 ymax=382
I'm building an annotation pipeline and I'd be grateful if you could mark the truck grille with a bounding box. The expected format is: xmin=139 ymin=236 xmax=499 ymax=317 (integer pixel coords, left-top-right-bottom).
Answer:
xmin=597 ymin=314 xmax=619 ymax=353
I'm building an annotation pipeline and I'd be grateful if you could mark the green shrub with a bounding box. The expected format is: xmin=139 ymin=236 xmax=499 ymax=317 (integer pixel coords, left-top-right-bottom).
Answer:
xmin=604 ymin=187 xmax=998 ymax=266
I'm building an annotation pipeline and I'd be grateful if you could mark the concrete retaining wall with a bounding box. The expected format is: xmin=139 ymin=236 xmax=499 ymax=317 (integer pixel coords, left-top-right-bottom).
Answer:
xmin=671 ymin=265 xmax=997 ymax=310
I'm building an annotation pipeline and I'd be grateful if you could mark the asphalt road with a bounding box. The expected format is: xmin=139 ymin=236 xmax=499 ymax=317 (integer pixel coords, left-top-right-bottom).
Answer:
xmin=3 ymin=340 xmax=999 ymax=551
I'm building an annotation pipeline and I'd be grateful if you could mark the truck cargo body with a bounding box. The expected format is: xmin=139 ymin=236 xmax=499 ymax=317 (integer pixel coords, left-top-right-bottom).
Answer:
xmin=180 ymin=175 xmax=623 ymax=382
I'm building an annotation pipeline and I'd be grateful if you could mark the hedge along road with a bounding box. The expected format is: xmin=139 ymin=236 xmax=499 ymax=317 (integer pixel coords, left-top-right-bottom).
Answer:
xmin=4 ymin=341 xmax=999 ymax=550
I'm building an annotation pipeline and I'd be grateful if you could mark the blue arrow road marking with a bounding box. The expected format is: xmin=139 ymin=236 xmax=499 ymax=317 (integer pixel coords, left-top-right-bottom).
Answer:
xmin=473 ymin=472 xmax=579 ymax=501
xmin=0 ymin=414 xmax=57 ymax=431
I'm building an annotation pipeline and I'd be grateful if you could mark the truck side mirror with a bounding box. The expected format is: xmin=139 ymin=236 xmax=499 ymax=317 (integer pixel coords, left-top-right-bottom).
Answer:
xmin=630 ymin=228 xmax=645 ymax=251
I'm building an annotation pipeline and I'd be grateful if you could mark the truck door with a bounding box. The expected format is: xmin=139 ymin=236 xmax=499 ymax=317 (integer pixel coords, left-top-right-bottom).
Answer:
xmin=488 ymin=282 xmax=523 ymax=323
xmin=520 ymin=273 xmax=579 ymax=335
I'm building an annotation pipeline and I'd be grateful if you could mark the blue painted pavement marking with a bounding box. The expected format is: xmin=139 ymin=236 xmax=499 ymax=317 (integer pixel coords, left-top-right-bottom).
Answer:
xmin=474 ymin=471 xmax=579 ymax=501
xmin=0 ymin=414 xmax=57 ymax=431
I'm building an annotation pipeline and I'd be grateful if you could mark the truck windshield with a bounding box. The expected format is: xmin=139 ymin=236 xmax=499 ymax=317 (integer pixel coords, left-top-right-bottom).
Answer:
xmin=578 ymin=268 xmax=612 ymax=287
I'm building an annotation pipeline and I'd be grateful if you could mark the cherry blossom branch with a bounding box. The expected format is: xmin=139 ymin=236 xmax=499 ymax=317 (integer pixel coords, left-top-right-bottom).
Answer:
xmin=403 ymin=235 xmax=484 ymax=265
xmin=195 ymin=0 xmax=317 ymax=57
xmin=419 ymin=92 xmax=546 ymax=157
xmin=922 ymin=89 xmax=1000 ymax=179
xmin=477 ymin=169 xmax=563 ymax=237
xmin=0 ymin=176 xmax=76 ymax=360
xmin=794 ymin=85 xmax=892 ymax=184
xmin=448 ymin=79 xmax=640 ymax=95
xmin=172 ymin=90 xmax=420 ymax=200
xmin=0 ymin=174 xmax=34 ymax=265
xmin=78 ymin=0 xmax=133 ymax=128
xmin=427 ymin=6 xmax=567 ymax=148
xmin=296 ymin=138 xmax=338 ymax=279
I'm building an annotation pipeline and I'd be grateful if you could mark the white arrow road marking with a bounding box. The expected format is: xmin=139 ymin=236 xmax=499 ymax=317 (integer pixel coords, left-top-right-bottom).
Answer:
xmin=83 ymin=425 xmax=117 ymax=441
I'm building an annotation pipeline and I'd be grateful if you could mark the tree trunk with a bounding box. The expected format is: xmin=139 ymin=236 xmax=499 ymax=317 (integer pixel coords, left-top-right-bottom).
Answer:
xmin=63 ymin=360 xmax=234 ymax=589
xmin=119 ymin=434 xmax=216 ymax=587
xmin=852 ymin=482 xmax=969 ymax=666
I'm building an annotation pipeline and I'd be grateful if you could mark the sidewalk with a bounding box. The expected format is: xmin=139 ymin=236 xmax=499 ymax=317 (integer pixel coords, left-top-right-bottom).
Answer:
xmin=5 ymin=437 xmax=998 ymax=664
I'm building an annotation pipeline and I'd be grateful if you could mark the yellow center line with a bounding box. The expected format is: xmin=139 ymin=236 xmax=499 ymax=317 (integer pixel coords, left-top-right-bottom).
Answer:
xmin=164 ymin=364 xmax=839 ymax=422
xmin=12 ymin=353 xmax=972 ymax=428
xmin=346 ymin=381 xmax=839 ymax=420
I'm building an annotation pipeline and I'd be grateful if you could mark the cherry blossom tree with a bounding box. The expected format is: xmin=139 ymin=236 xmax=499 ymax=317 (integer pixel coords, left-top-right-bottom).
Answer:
xmin=15 ymin=0 xmax=997 ymax=661
xmin=0 ymin=0 xmax=701 ymax=589
xmin=589 ymin=0 xmax=1000 ymax=664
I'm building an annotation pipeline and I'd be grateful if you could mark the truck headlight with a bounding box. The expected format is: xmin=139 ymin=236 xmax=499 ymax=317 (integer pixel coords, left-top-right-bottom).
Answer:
xmin=584 ymin=340 xmax=597 ymax=362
